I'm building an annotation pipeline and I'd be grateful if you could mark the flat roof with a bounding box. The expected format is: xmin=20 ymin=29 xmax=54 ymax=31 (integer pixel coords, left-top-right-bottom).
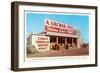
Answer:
xmin=29 ymin=32 xmax=79 ymax=38
xmin=45 ymin=32 xmax=79 ymax=38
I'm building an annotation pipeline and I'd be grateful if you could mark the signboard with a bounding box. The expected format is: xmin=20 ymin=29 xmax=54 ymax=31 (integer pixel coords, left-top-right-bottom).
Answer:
xmin=32 ymin=35 xmax=50 ymax=51
xmin=45 ymin=19 xmax=76 ymax=35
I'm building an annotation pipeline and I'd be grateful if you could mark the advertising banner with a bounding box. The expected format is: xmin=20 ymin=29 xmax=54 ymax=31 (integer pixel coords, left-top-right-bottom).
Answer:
xmin=32 ymin=35 xmax=50 ymax=51
xmin=45 ymin=19 xmax=76 ymax=35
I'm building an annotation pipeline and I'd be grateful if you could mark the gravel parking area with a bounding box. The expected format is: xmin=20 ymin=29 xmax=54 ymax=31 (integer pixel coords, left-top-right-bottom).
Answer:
xmin=27 ymin=47 xmax=89 ymax=58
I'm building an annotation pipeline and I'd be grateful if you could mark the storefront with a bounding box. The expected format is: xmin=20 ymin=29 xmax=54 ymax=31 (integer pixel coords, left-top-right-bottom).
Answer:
xmin=50 ymin=36 xmax=78 ymax=49
xmin=44 ymin=19 xmax=82 ymax=50
xmin=27 ymin=19 xmax=82 ymax=52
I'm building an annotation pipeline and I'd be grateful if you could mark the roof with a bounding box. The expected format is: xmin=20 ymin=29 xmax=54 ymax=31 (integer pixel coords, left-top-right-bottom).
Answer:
xmin=45 ymin=32 xmax=79 ymax=38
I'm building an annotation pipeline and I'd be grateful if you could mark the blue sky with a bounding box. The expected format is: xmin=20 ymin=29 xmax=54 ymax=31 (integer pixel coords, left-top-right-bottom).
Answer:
xmin=26 ymin=11 xmax=89 ymax=43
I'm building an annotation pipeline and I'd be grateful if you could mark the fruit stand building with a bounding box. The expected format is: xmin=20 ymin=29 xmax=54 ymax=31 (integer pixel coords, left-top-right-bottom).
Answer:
xmin=27 ymin=19 xmax=83 ymax=52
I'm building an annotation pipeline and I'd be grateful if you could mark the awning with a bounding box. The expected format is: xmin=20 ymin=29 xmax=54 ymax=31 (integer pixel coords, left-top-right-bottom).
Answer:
xmin=45 ymin=32 xmax=79 ymax=38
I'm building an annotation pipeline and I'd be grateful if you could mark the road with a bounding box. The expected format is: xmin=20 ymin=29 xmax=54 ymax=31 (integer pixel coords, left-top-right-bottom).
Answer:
xmin=27 ymin=47 xmax=89 ymax=58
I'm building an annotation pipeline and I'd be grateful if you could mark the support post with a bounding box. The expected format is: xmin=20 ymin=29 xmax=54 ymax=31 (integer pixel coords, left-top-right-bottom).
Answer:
xmin=56 ymin=37 xmax=58 ymax=44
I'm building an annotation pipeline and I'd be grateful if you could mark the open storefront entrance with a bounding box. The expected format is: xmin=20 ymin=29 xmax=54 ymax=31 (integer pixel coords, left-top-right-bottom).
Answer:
xmin=50 ymin=36 xmax=78 ymax=50
xmin=66 ymin=37 xmax=77 ymax=49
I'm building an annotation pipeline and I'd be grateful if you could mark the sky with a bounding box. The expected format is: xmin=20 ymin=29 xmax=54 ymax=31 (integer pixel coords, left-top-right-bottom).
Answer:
xmin=26 ymin=11 xmax=89 ymax=43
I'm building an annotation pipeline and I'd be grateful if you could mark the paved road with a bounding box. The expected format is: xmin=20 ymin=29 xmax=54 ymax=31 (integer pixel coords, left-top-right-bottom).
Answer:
xmin=27 ymin=47 xmax=89 ymax=58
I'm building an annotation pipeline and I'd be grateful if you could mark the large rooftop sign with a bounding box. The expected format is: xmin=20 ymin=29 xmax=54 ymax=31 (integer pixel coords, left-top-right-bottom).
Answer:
xmin=44 ymin=19 xmax=76 ymax=35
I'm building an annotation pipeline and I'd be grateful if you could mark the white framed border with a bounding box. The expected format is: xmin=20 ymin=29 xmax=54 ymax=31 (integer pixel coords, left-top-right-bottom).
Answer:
xmin=17 ymin=4 xmax=97 ymax=69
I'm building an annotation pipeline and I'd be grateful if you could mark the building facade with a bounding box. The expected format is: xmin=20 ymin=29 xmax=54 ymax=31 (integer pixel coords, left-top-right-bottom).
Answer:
xmin=27 ymin=19 xmax=83 ymax=52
